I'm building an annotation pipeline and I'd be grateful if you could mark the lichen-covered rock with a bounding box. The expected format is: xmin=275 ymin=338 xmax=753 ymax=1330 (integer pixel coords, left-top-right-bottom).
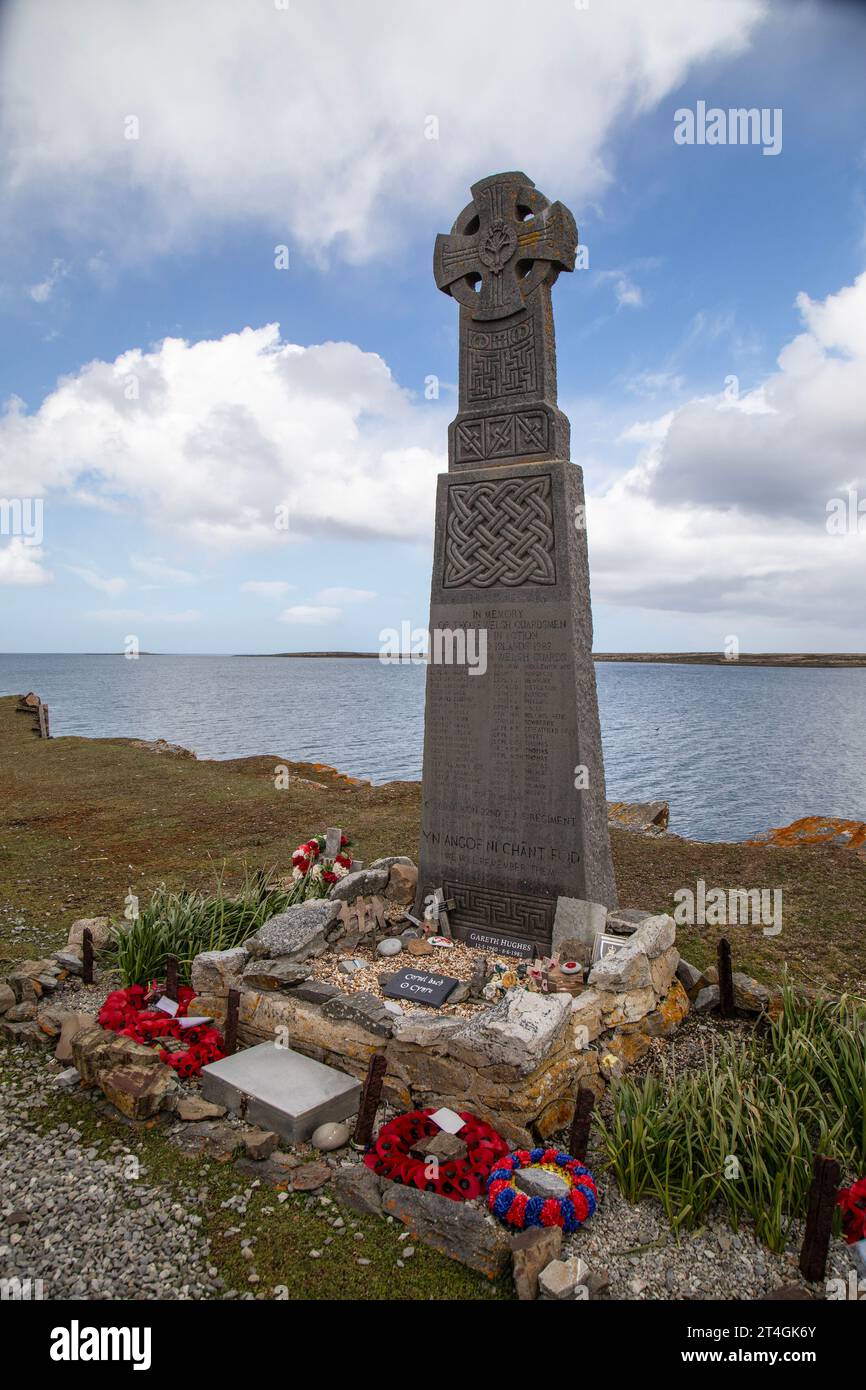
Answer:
xmin=538 ymin=1255 xmax=589 ymax=1300
xmin=596 ymin=986 xmax=657 ymax=1026
xmin=649 ymin=944 xmax=679 ymax=996
xmin=606 ymin=908 xmax=655 ymax=936
xmin=241 ymin=959 xmax=312 ymax=991
xmin=190 ymin=947 xmax=248 ymax=996
xmin=676 ymin=958 xmax=704 ymax=996
xmin=0 ymin=982 xmax=16 ymax=1015
xmin=569 ymin=989 xmax=604 ymax=1043
xmin=511 ymin=1227 xmax=563 ymax=1301
xmin=334 ymin=1162 xmax=384 ymax=1217
xmin=389 ymin=1013 xmax=464 ymax=1048
xmin=381 ymin=1183 xmax=511 ymax=1278
xmin=328 ymin=867 xmax=389 ymax=903
xmin=383 ymin=863 xmax=418 ymax=906
xmin=6 ymin=1001 xmax=37 ymax=1022
xmin=695 ymin=984 xmax=720 ymax=1011
xmin=746 ymin=816 xmax=866 ymax=855
xmin=588 ymin=945 xmax=652 ymax=992
xmin=321 ymin=990 xmax=394 ymax=1038
xmin=101 ymin=1062 xmax=179 ymax=1120
xmin=244 ymin=901 xmax=340 ymax=960
xmin=447 ymin=989 xmax=572 ymax=1077
xmin=70 ymin=1026 xmax=177 ymax=1124
xmin=607 ymin=800 xmax=669 ymax=833
xmin=66 ymin=917 xmax=113 ymax=953
xmin=638 ymin=979 xmax=690 ymax=1037
xmin=605 ymin=1029 xmax=652 ymax=1068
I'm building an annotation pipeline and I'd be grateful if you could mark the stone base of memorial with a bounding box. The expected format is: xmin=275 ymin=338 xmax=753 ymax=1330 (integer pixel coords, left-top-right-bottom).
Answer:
xmin=190 ymin=909 xmax=687 ymax=1147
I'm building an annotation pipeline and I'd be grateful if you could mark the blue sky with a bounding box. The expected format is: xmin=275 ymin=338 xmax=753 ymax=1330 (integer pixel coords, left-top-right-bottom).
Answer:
xmin=1 ymin=0 xmax=865 ymax=653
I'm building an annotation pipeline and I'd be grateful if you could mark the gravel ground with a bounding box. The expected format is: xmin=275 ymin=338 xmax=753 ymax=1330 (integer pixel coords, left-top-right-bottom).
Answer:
xmin=0 ymin=1044 xmax=223 ymax=1300
xmin=561 ymin=1142 xmax=854 ymax=1300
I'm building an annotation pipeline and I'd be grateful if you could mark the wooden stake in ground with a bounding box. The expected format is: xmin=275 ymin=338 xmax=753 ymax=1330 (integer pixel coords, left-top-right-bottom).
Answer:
xmin=165 ymin=954 xmax=178 ymax=1003
xmin=717 ymin=936 xmax=735 ymax=1018
xmin=224 ymin=988 xmax=240 ymax=1056
xmin=799 ymin=1154 xmax=841 ymax=1282
xmin=352 ymin=1052 xmax=387 ymax=1150
xmin=568 ymin=1086 xmax=596 ymax=1162
xmin=82 ymin=927 xmax=94 ymax=985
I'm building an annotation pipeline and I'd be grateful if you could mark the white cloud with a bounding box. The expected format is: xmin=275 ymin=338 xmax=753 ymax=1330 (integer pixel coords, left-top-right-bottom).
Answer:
xmin=279 ymin=605 xmax=342 ymax=626
xmin=588 ymin=268 xmax=866 ymax=628
xmin=614 ymin=276 xmax=643 ymax=309
xmin=645 ymin=269 xmax=866 ymax=520
xmin=0 ymin=0 xmax=763 ymax=264
xmin=0 ymin=324 xmax=442 ymax=547
xmin=67 ymin=565 xmax=127 ymax=595
xmin=0 ymin=539 xmax=52 ymax=585
xmin=241 ymin=580 xmax=293 ymax=598
xmin=595 ymin=267 xmax=651 ymax=311
xmin=315 ymin=587 xmax=376 ymax=604
xmin=28 ymin=258 xmax=67 ymax=303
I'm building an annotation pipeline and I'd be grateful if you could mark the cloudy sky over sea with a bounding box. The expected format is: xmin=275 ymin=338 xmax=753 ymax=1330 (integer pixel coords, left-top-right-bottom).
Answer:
xmin=1 ymin=0 xmax=865 ymax=654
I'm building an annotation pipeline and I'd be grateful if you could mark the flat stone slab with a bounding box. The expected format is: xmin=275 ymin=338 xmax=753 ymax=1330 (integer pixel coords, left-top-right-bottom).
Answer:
xmin=201 ymin=1042 xmax=360 ymax=1144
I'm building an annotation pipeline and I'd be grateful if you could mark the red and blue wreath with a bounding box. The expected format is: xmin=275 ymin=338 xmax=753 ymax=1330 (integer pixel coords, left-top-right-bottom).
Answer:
xmin=364 ymin=1109 xmax=510 ymax=1201
xmin=487 ymin=1147 xmax=598 ymax=1232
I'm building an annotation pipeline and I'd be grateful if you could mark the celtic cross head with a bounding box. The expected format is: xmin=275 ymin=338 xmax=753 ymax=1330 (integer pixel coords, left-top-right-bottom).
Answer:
xmin=433 ymin=171 xmax=577 ymax=322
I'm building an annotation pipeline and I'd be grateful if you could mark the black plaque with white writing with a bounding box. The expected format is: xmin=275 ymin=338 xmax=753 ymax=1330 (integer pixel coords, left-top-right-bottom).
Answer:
xmin=464 ymin=928 xmax=534 ymax=960
xmin=383 ymin=968 xmax=460 ymax=1008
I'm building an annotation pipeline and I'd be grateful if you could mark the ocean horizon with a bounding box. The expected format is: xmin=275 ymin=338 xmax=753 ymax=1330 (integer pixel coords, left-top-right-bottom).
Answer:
xmin=2 ymin=652 xmax=865 ymax=844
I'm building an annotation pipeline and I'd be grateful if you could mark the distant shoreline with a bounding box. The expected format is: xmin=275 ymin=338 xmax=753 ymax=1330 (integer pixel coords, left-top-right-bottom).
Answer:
xmin=250 ymin=651 xmax=866 ymax=668
xmin=4 ymin=651 xmax=866 ymax=668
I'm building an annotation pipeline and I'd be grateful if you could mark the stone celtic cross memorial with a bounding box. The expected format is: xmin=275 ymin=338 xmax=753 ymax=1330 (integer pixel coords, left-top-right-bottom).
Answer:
xmin=418 ymin=171 xmax=616 ymax=957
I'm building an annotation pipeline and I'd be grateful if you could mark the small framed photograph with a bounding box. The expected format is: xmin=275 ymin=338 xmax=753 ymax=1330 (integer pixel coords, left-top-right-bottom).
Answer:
xmin=592 ymin=933 xmax=627 ymax=964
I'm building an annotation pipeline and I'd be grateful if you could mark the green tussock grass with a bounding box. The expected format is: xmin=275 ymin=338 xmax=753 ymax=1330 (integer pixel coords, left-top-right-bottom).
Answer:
xmin=108 ymin=869 xmax=302 ymax=987
xmin=598 ymin=982 xmax=866 ymax=1251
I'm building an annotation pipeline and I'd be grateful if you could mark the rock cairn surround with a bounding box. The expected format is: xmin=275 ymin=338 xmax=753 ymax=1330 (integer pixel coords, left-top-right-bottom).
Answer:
xmin=191 ymin=880 xmax=688 ymax=1146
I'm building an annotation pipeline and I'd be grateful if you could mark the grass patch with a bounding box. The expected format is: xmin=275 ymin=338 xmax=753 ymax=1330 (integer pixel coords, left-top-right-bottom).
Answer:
xmin=598 ymin=984 xmax=866 ymax=1252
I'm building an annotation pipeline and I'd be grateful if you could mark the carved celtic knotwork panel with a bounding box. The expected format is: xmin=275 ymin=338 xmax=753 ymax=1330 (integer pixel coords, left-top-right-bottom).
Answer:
xmin=467 ymin=321 xmax=537 ymax=401
xmin=453 ymin=410 xmax=549 ymax=465
xmin=443 ymin=474 xmax=556 ymax=588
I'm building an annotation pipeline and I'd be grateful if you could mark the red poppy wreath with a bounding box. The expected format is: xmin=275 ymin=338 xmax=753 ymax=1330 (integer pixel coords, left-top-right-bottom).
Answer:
xmin=98 ymin=983 xmax=225 ymax=1079
xmin=364 ymin=1109 xmax=510 ymax=1201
